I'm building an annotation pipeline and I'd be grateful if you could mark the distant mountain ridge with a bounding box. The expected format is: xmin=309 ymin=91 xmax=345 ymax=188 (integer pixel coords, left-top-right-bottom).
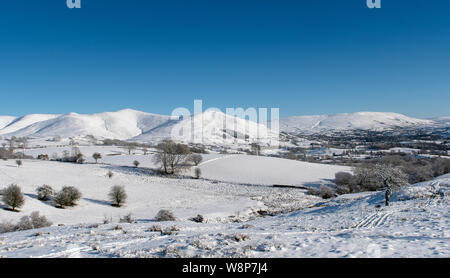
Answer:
xmin=279 ymin=112 xmax=437 ymax=134
xmin=0 ymin=110 xmax=446 ymax=143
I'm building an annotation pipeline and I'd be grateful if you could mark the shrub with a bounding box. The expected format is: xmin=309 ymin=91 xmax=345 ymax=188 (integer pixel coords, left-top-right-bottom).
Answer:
xmin=307 ymin=187 xmax=320 ymax=197
xmin=190 ymin=214 xmax=204 ymax=223
xmin=36 ymin=185 xmax=54 ymax=201
xmin=106 ymin=171 xmax=114 ymax=178
xmin=108 ymin=185 xmax=127 ymax=207
xmin=16 ymin=160 xmax=23 ymax=167
xmin=319 ymin=185 xmax=335 ymax=199
xmin=133 ymin=160 xmax=140 ymax=168
xmin=103 ymin=215 xmax=112 ymax=224
xmin=335 ymin=172 xmax=354 ymax=186
xmin=29 ymin=211 xmax=52 ymax=228
xmin=155 ymin=209 xmax=176 ymax=221
xmin=0 ymin=221 xmax=16 ymax=234
xmin=194 ymin=167 xmax=202 ymax=179
xmin=2 ymin=184 xmax=25 ymax=211
xmin=16 ymin=211 xmax=52 ymax=230
xmin=0 ymin=212 xmax=51 ymax=233
xmin=53 ymin=186 xmax=82 ymax=208
xmin=148 ymin=225 xmax=162 ymax=232
xmin=37 ymin=154 xmax=49 ymax=160
xmin=119 ymin=213 xmax=134 ymax=223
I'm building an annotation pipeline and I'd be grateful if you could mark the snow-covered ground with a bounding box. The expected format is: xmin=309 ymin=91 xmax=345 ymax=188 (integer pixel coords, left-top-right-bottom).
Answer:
xmin=0 ymin=142 xmax=448 ymax=258
xmin=0 ymin=172 xmax=448 ymax=258
xmin=197 ymin=154 xmax=349 ymax=186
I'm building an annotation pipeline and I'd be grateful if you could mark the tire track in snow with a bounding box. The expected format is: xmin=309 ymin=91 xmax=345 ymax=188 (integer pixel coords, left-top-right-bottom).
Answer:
xmin=356 ymin=212 xmax=391 ymax=228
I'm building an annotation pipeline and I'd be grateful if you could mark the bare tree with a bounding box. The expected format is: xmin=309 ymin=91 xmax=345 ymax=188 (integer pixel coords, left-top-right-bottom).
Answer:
xmin=189 ymin=154 xmax=203 ymax=166
xmin=92 ymin=152 xmax=102 ymax=163
xmin=17 ymin=137 xmax=28 ymax=155
xmin=372 ymin=164 xmax=409 ymax=206
xmin=153 ymin=140 xmax=191 ymax=174
xmin=125 ymin=143 xmax=136 ymax=155
xmin=250 ymin=143 xmax=261 ymax=156
xmin=194 ymin=167 xmax=202 ymax=179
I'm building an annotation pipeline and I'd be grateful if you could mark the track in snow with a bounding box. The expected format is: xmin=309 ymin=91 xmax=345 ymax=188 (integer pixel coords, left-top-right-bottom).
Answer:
xmin=356 ymin=212 xmax=391 ymax=228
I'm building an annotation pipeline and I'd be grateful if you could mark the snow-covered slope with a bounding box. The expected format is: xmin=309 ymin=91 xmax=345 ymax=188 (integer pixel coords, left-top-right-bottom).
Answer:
xmin=134 ymin=110 xmax=278 ymax=146
xmin=196 ymin=154 xmax=350 ymax=186
xmin=0 ymin=163 xmax=447 ymax=258
xmin=0 ymin=114 xmax=59 ymax=135
xmin=0 ymin=109 xmax=171 ymax=140
xmin=0 ymin=116 xmax=16 ymax=130
xmin=280 ymin=112 xmax=434 ymax=133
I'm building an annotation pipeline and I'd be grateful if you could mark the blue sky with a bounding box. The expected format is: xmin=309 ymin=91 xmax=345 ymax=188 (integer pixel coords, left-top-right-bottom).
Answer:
xmin=0 ymin=0 xmax=449 ymax=118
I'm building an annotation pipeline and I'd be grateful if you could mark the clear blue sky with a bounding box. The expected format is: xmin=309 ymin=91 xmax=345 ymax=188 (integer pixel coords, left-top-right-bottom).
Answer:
xmin=0 ymin=0 xmax=449 ymax=118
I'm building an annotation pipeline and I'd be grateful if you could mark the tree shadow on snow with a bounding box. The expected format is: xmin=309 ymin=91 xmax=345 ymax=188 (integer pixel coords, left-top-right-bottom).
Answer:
xmin=83 ymin=197 xmax=112 ymax=207
xmin=24 ymin=193 xmax=55 ymax=207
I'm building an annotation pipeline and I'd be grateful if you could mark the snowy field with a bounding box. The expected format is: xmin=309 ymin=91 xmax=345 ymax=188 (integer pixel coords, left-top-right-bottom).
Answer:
xmin=22 ymin=146 xmax=350 ymax=186
xmin=0 ymin=173 xmax=448 ymax=258
xmin=0 ymin=143 xmax=448 ymax=258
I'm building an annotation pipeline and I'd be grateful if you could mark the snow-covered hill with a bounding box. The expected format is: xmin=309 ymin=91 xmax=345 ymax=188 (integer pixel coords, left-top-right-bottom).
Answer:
xmin=0 ymin=110 xmax=446 ymax=141
xmin=0 ymin=109 xmax=172 ymax=140
xmin=133 ymin=110 xmax=278 ymax=146
xmin=279 ymin=112 xmax=435 ymax=133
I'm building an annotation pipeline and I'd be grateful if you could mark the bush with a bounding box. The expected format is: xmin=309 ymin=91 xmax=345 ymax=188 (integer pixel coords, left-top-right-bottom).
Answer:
xmin=37 ymin=154 xmax=49 ymax=160
xmin=119 ymin=213 xmax=134 ymax=223
xmin=106 ymin=171 xmax=114 ymax=178
xmin=53 ymin=186 xmax=82 ymax=208
xmin=0 ymin=221 xmax=16 ymax=234
xmin=2 ymin=184 xmax=25 ymax=211
xmin=0 ymin=212 xmax=51 ymax=233
xmin=16 ymin=160 xmax=23 ymax=167
xmin=133 ymin=160 xmax=140 ymax=168
xmin=190 ymin=214 xmax=204 ymax=223
xmin=108 ymin=185 xmax=127 ymax=207
xmin=155 ymin=209 xmax=176 ymax=221
xmin=29 ymin=211 xmax=52 ymax=228
xmin=335 ymin=172 xmax=354 ymax=186
xmin=319 ymin=185 xmax=335 ymax=199
xmin=36 ymin=185 xmax=54 ymax=201
xmin=16 ymin=211 xmax=52 ymax=231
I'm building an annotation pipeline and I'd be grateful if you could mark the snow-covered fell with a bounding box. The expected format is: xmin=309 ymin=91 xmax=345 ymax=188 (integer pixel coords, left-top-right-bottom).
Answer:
xmin=279 ymin=112 xmax=435 ymax=133
xmin=0 ymin=109 xmax=171 ymax=140
xmin=0 ymin=110 xmax=446 ymax=141
xmin=133 ymin=110 xmax=278 ymax=146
